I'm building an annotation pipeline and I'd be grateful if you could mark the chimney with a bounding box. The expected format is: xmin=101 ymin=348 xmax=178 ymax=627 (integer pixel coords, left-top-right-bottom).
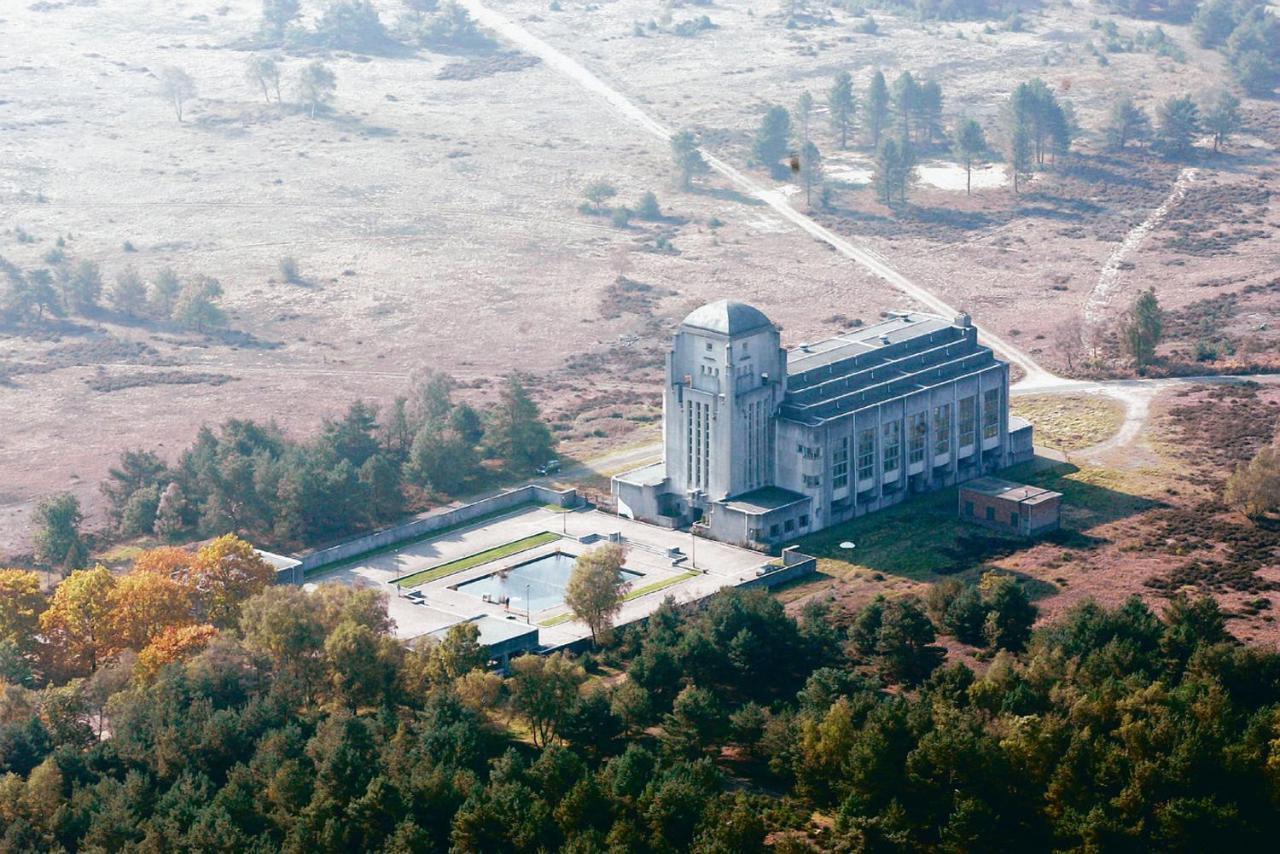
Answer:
xmin=954 ymin=312 xmax=972 ymax=328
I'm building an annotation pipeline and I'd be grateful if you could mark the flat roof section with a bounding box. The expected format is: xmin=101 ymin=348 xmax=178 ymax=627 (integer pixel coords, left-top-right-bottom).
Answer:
xmin=961 ymin=477 xmax=1062 ymax=506
xmin=428 ymin=614 xmax=539 ymax=648
xmin=786 ymin=313 xmax=955 ymax=375
xmin=614 ymin=462 xmax=667 ymax=487
xmin=723 ymin=486 xmax=810 ymax=515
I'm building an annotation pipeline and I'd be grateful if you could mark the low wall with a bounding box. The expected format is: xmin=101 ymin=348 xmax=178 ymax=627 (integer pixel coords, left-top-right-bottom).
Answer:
xmin=293 ymin=484 xmax=579 ymax=579
xmin=738 ymin=548 xmax=818 ymax=590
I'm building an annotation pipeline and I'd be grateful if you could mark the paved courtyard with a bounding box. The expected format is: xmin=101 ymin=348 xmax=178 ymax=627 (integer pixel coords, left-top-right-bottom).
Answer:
xmin=308 ymin=504 xmax=773 ymax=647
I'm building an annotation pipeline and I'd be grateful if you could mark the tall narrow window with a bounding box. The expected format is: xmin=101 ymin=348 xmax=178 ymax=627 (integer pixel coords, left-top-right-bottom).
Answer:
xmin=909 ymin=412 xmax=927 ymax=464
xmin=883 ymin=421 xmax=901 ymax=473
xmin=959 ymin=396 xmax=976 ymax=447
xmin=933 ymin=404 xmax=951 ymax=457
xmin=832 ymin=437 xmax=849 ymax=489
xmin=857 ymin=427 xmax=875 ymax=482
xmin=983 ymin=388 xmax=1001 ymax=440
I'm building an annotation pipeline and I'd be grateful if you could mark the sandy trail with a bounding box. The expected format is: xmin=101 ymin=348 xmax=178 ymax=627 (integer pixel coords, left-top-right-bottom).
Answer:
xmin=459 ymin=0 xmax=1060 ymax=390
xmin=1083 ymin=167 xmax=1197 ymax=325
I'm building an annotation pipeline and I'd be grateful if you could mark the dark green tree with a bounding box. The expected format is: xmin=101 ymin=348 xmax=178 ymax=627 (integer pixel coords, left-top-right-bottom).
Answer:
xmin=1201 ymin=89 xmax=1240 ymax=152
xmin=485 ymin=375 xmax=555 ymax=473
xmin=671 ymin=130 xmax=710 ymax=190
xmin=1104 ymin=95 xmax=1152 ymax=150
xmin=1153 ymin=95 xmax=1200 ymax=158
xmin=34 ymin=492 xmax=87 ymax=571
xmin=1122 ymin=287 xmax=1163 ymax=369
xmin=866 ymin=70 xmax=890 ymax=148
xmin=953 ymin=118 xmax=987 ymax=195
xmin=752 ymin=105 xmax=792 ymax=177
xmin=829 ymin=71 xmax=856 ymax=149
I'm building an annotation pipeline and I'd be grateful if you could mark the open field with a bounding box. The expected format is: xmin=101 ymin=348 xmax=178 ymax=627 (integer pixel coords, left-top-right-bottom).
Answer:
xmin=2 ymin=0 xmax=1278 ymax=560
xmin=1012 ymin=392 xmax=1126 ymax=451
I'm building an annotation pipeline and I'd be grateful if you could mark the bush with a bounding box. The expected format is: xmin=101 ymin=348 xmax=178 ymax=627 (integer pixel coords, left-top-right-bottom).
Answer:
xmin=311 ymin=0 xmax=393 ymax=53
xmin=635 ymin=192 xmax=662 ymax=220
xmin=611 ymin=207 xmax=632 ymax=228
xmin=278 ymin=256 xmax=301 ymax=284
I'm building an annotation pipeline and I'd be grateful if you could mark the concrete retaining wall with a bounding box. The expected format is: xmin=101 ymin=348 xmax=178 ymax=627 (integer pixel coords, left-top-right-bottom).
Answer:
xmin=738 ymin=547 xmax=818 ymax=590
xmin=292 ymin=484 xmax=579 ymax=580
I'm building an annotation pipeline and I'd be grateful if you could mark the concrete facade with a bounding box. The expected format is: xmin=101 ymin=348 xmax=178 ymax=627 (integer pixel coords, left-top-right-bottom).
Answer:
xmin=614 ymin=301 xmax=1035 ymax=549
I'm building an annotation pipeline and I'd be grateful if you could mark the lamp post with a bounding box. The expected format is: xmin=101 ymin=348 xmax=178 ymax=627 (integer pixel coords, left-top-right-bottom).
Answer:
xmin=526 ymin=584 xmax=531 ymax=625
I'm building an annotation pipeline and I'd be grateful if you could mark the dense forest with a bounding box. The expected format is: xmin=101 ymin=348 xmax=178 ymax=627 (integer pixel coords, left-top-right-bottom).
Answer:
xmin=4 ymin=564 xmax=1280 ymax=852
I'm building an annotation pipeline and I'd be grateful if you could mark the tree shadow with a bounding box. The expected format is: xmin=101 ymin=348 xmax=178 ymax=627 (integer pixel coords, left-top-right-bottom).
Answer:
xmin=690 ymin=185 xmax=765 ymax=207
xmin=901 ymin=204 xmax=999 ymax=231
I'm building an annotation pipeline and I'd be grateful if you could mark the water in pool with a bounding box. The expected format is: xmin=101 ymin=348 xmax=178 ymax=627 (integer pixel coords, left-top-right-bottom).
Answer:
xmin=455 ymin=552 xmax=639 ymax=612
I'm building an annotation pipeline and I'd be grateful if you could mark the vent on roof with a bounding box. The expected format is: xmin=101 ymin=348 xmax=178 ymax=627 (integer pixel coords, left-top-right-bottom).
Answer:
xmin=879 ymin=335 xmax=890 ymax=345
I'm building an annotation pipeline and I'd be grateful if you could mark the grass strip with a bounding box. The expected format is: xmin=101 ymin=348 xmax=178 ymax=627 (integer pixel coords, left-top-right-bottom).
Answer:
xmin=304 ymin=501 xmax=538 ymax=578
xmin=396 ymin=531 xmax=561 ymax=588
xmin=621 ymin=570 xmax=699 ymax=602
xmin=539 ymin=612 xmax=575 ymax=628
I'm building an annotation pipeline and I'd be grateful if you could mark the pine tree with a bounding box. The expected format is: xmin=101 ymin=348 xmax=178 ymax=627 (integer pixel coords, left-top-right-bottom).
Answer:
xmin=1201 ymin=89 xmax=1240 ymax=152
xmin=1104 ymin=96 xmax=1151 ymax=150
xmin=1153 ymin=95 xmax=1200 ymax=158
xmin=828 ymin=71 xmax=856 ymax=150
xmin=953 ymin=119 xmax=987 ymax=196
xmin=752 ymin=105 xmax=792 ymax=177
xmin=1122 ymin=287 xmax=1163 ymax=369
xmin=670 ymin=129 xmax=709 ymax=189
xmin=485 ymin=376 xmax=555 ymax=473
xmin=799 ymin=141 xmax=823 ymax=207
xmin=153 ymin=481 xmax=187 ymax=540
xmin=866 ymin=70 xmax=890 ymax=148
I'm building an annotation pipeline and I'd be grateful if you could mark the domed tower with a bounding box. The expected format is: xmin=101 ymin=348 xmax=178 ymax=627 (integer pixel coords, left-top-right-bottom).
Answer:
xmin=664 ymin=300 xmax=787 ymax=509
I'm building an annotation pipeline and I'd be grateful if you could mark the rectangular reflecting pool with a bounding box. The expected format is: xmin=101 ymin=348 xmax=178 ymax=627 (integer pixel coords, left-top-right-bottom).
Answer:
xmin=455 ymin=551 xmax=640 ymax=612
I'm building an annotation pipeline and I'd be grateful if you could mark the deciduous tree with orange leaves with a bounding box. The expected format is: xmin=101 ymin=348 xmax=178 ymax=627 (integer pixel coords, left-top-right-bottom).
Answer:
xmin=190 ymin=535 xmax=274 ymax=627
xmin=131 ymin=546 xmax=194 ymax=581
xmin=107 ymin=571 xmax=193 ymax=652
xmin=0 ymin=569 xmax=46 ymax=653
xmin=39 ymin=566 xmax=118 ymax=678
xmin=137 ymin=623 xmax=219 ymax=681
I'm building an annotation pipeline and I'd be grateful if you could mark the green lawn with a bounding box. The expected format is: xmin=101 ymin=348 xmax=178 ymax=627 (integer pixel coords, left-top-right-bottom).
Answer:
xmin=304 ymin=501 xmax=540 ymax=579
xmin=623 ymin=570 xmax=699 ymax=601
xmin=792 ymin=461 xmax=1152 ymax=582
xmin=395 ymin=531 xmax=561 ymax=588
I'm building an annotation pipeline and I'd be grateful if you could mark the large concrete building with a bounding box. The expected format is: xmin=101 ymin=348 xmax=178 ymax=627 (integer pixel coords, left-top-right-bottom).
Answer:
xmin=612 ymin=300 xmax=1034 ymax=548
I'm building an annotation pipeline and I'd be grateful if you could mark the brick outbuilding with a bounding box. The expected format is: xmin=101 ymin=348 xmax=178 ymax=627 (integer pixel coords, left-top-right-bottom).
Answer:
xmin=959 ymin=477 xmax=1061 ymax=536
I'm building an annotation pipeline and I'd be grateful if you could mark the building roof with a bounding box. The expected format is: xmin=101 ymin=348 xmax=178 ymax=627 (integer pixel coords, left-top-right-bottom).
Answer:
xmin=786 ymin=313 xmax=955 ymax=374
xmin=428 ymin=614 xmax=539 ymax=650
xmin=722 ymin=486 xmax=810 ymax=515
xmin=255 ymin=549 xmax=302 ymax=572
xmin=780 ymin=313 xmax=1002 ymax=426
xmin=613 ymin=462 xmax=667 ymax=487
xmin=681 ymin=300 xmax=774 ymax=336
xmin=960 ymin=477 xmax=1061 ymax=506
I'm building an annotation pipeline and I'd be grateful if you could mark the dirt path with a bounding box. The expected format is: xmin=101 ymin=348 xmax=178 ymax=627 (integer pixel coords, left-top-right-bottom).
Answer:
xmin=1083 ymin=167 xmax=1197 ymax=325
xmin=458 ymin=0 xmax=1060 ymax=390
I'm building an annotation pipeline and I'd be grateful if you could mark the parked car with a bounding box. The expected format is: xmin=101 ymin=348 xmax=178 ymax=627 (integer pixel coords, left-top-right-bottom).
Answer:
xmin=536 ymin=459 xmax=561 ymax=475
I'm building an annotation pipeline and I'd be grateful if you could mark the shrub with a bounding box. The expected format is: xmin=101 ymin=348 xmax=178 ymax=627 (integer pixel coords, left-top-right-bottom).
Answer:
xmin=278 ymin=256 xmax=301 ymax=284
xmin=635 ymin=192 xmax=662 ymax=220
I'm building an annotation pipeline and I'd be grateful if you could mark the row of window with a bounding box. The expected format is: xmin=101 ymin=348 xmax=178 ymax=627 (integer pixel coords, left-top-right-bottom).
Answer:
xmin=748 ymin=513 xmax=811 ymax=541
xmin=685 ymin=400 xmax=710 ymax=490
xmin=808 ymin=388 xmax=1002 ymax=492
